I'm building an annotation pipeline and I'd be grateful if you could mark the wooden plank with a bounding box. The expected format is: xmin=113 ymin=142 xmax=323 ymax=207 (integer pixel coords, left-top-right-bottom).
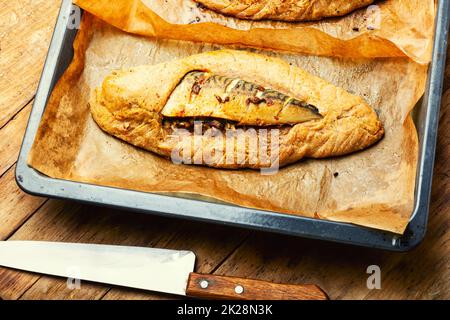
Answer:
xmin=0 ymin=104 xmax=32 ymax=176
xmin=0 ymin=165 xmax=46 ymax=240
xmin=213 ymin=201 xmax=448 ymax=300
xmin=0 ymin=199 xmax=249 ymax=300
xmin=0 ymin=100 xmax=45 ymax=241
xmin=212 ymin=233 xmax=373 ymax=300
xmin=0 ymin=201 xmax=69 ymax=300
xmin=0 ymin=0 xmax=61 ymax=127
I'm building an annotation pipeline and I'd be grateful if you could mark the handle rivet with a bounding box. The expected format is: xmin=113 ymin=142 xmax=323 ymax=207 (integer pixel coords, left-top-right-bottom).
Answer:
xmin=200 ymin=280 xmax=209 ymax=289
xmin=235 ymin=285 xmax=244 ymax=294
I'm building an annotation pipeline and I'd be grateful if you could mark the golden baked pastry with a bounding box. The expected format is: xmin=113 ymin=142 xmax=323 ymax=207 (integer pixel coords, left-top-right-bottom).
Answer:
xmin=90 ymin=50 xmax=384 ymax=169
xmin=194 ymin=0 xmax=374 ymax=21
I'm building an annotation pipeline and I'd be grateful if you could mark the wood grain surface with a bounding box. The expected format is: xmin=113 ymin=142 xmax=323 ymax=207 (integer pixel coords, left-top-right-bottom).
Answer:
xmin=0 ymin=0 xmax=448 ymax=300
xmin=186 ymin=273 xmax=329 ymax=300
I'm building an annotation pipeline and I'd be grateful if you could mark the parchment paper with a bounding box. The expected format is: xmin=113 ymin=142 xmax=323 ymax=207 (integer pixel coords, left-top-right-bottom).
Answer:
xmin=73 ymin=0 xmax=436 ymax=64
xmin=28 ymin=14 xmax=428 ymax=233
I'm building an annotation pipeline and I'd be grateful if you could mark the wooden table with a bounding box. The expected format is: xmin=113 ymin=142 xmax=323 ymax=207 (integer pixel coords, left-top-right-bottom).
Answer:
xmin=0 ymin=1 xmax=448 ymax=300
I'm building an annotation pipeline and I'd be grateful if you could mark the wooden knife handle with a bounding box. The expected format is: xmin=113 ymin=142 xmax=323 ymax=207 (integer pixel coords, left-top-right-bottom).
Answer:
xmin=186 ymin=273 xmax=328 ymax=300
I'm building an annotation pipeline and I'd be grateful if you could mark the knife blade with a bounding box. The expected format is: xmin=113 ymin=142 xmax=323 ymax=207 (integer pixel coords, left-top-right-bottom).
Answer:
xmin=0 ymin=241 xmax=328 ymax=300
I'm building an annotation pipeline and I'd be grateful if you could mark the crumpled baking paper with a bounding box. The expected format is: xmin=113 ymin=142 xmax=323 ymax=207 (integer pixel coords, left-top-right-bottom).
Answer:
xmin=28 ymin=15 xmax=429 ymax=233
xmin=73 ymin=0 xmax=436 ymax=64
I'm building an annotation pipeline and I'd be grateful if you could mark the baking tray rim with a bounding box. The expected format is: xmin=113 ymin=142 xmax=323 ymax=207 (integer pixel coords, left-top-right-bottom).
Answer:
xmin=15 ymin=0 xmax=450 ymax=252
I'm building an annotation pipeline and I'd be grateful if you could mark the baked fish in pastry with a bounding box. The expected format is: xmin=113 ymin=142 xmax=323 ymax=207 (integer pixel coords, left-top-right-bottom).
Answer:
xmin=194 ymin=0 xmax=375 ymax=22
xmin=90 ymin=50 xmax=384 ymax=169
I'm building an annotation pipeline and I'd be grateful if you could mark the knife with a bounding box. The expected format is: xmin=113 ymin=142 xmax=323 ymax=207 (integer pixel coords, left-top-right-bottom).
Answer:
xmin=0 ymin=241 xmax=328 ymax=300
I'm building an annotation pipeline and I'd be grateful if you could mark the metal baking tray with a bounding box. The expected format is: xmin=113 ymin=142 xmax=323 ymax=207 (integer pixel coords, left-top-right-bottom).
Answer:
xmin=16 ymin=0 xmax=450 ymax=251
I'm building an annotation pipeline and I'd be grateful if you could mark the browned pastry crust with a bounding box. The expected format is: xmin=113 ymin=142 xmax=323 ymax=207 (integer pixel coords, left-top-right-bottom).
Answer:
xmin=90 ymin=50 xmax=384 ymax=169
xmin=194 ymin=0 xmax=375 ymax=21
